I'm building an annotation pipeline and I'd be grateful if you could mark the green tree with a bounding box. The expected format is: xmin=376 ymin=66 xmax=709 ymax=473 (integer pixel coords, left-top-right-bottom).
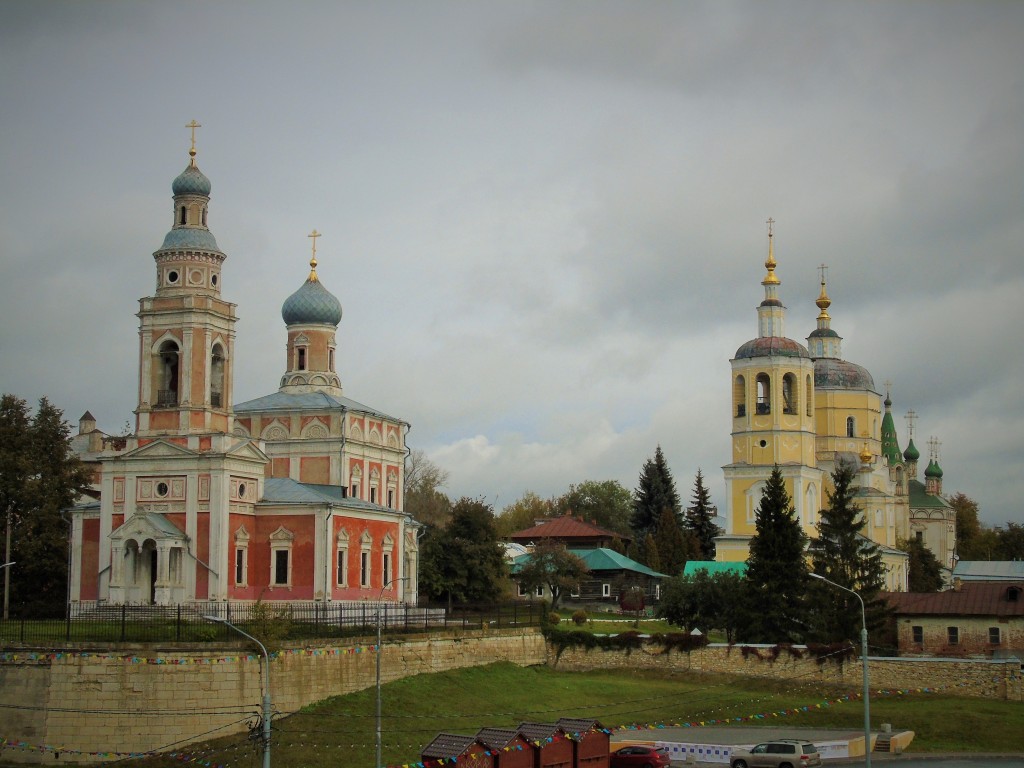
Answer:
xmin=658 ymin=569 xmax=744 ymax=640
xmin=739 ymin=466 xmax=809 ymax=643
xmin=1 ymin=396 xmax=91 ymax=617
xmin=899 ymin=537 xmax=944 ymax=592
xmin=554 ymin=480 xmax=633 ymax=537
xmin=403 ymin=449 xmax=452 ymax=529
xmin=655 ymin=506 xmax=690 ymax=577
xmin=995 ymin=522 xmax=1024 ymax=561
xmin=950 ymin=492 xmax=983 ymax=560
xmin=809 ymin=461 xmax=888 ymax=642
xmin=495 ymin=491 xmax=553 ymax=537
xmin=632 ymin=446 xmax=681 ymax=558
xmin=643 ymin=533 xmax=661 ymax=573
xmin=514 ymin=538 xmax=589 ymax=609
xmin=685 ymin=469 xmax=721 ymax=560
xmin=418 ymin=497 xmax=508 ymax=608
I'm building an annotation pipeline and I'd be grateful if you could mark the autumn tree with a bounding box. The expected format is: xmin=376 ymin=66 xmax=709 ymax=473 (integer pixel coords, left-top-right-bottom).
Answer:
xmin=685 ymin=469 xmax=721 ymax=560
xmin=404 ymin=449 xmax=452 ymax=529
xmin=514 ymin=538 xmax=589 ymax=610
xmin=554 ymin=480 xmax=633 ymax=536
xmin=950 ymin=492 xmax=983 ymax=560
xmin=495 ymin=491 xmax=554 ymax=537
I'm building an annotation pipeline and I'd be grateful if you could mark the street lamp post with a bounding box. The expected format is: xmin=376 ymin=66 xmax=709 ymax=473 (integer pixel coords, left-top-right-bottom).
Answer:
xmin=204 ymin=615 xmax=272 ymax=768
xmin=375 ymin=576 xmax=409 ymax=768
xmin=810 ymin=573 xmax=871 ymax=767
xmin=1 ymin=561 xmax=14 ymax=621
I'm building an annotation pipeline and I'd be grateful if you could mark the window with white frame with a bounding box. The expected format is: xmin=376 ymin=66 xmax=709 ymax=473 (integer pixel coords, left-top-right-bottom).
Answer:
xmin=602 ymin=583 xmax=611 ymax=598
xmin=336 ymin=528 xmax=350 ymax=586
xmin=383 ymin=553 xmax=392 ymax=588
xmin=570 ymin=583 xmax=580 ymax=598
xmin=269 ymin=526 xmax=294 ymax=588
xmin=518 ymin=584 xmax=528 ymax=597
xmin=360 ymin=551 xmax=370 ymax=587
xmin=234 ymin=526 xmax=249 ymax=587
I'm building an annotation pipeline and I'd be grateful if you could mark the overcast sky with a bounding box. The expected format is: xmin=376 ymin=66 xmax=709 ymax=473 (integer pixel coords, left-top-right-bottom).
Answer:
xmin=1 ymin=1 xmax=1021 ymax=527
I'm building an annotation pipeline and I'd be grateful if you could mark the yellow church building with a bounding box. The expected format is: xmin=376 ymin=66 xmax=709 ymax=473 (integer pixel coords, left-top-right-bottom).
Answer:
xmin=715 ymin=221 xmax=956 ymax=590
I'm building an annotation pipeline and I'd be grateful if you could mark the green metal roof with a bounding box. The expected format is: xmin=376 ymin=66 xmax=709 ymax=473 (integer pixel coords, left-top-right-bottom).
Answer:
xmin=682 ymin=561 xmax=747 ymax=578
xmin=510 ymin=547 xmax=667 ymax=579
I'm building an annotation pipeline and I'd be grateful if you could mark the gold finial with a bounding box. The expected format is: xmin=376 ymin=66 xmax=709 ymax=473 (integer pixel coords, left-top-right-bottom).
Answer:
xmin=859 ymin=442 xmax=874 ymax=465
xmin=762 ymin=217 xmax=779 ymax=285
xmin=815 ymin=263 xmax=831 ymax=318
xmin=186 ymin=120 xmax=201 ymax=166
xmin=307 ymin=229 xmax=321 ymax=282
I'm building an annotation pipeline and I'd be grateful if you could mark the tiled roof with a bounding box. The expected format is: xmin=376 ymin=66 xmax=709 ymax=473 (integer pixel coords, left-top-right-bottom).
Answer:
xmin=555 ymin=717 xmax=607 ymax=736
xmin=508 ymin=515 xmax=625 ymax=542
xmin=421 ymin=733 xmax=479 ymax=759
xmin=517 ymin=722 xmax=564 ymax=743
xmin=475 ymin=728 xmax=521 ymax=749
xmin=882 ymin=582 xmax=1024 ymax=617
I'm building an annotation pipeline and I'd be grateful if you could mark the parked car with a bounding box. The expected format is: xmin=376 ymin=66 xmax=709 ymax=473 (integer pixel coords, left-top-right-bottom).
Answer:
xmin=730 ymin=739 xmax=821 ymax=768
xmin=610 ymin=744 xmax=673 ymax=768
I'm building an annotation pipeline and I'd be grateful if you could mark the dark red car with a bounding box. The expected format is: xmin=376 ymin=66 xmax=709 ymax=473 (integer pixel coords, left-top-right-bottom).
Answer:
xmin=610 ymin=744 xmax=673 ymax=768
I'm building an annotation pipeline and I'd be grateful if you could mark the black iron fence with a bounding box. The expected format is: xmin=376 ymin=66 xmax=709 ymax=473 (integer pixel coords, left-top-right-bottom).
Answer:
xmin=0 ymin=601 xmax=545 ymax=645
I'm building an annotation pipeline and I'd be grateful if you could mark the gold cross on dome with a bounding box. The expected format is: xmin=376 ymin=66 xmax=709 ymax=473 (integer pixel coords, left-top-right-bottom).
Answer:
xmin=186 ymin=120 xmax=201 ymax=153
xmin=766 ymin=217 xmax=775 ymax=236
xmin=819 ymin=263 xmax=828 ymax=284
xmin=308 ymin=229 xmax=321 ymax=259
xmin=905 ymin=409 xmax=917 ymax=438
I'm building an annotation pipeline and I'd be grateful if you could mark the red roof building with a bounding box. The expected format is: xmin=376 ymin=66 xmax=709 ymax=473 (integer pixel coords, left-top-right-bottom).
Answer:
xmin=508 ymin=515 xmax=629 ymax=550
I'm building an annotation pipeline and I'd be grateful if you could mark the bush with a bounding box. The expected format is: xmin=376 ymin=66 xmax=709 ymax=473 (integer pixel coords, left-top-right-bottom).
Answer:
xmin=548 ymin=611 xmax=561 ymax=626
xmin=571 ymin=610 xmax=588 ymax=625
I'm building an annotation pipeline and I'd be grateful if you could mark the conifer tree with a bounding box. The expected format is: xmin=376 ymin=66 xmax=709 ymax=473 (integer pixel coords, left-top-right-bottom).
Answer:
xmin=1 ymin=396 xmax=91 ymax=617
xmin=632 ymin=445 xmax=681 ymax=558
xmin=738 ymin=466 xmax=809 ymax=643
xmin=655 ymin=506 xmax=687 ymax=577
xmin=900 ymin=537 xmax=944 ymax=592
xmin=809 ymin=461 xmax=888 ymax=642
xmin=686 ymin=468 xmax=721 ymax=560
xmin=643 ymin=533 xmax=661 ymax=573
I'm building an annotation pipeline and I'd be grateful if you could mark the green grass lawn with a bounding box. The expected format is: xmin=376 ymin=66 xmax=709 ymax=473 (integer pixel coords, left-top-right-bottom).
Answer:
xmin=78 ymin=661 xmax=1024 ymax=768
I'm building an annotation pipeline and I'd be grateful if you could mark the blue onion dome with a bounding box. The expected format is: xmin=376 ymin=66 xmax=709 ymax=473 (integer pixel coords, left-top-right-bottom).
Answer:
xmin=904 ymin=438 xmax=920 ymax=462
xmin=282 ymin=261 xmax=342 ymax=326
xmin=172 ymin=162 xmax=212 ymax=197
xmin=734 ymin=336 xmax=810 ymax=360
xmin=813 ymin=358 xmax=876 ymax=390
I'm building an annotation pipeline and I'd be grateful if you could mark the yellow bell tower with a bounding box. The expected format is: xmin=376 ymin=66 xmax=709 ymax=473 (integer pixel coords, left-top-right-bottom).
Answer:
xmin=718 ymin=220 xmax=822 ymax=562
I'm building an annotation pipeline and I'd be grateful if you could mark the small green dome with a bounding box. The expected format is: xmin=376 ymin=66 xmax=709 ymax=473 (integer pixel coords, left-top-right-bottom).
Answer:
xmin=904 ymin=439 xmax=920 ymax=461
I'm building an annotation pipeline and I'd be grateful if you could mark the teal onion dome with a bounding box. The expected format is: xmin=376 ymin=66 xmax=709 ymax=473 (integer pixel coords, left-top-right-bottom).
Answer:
xmin=172 ymin=163 xmax=212 ymax=196
xmin=282 ymin=277 xmax=342 ymax=326
xmin=904 ymin=439 xmax=920 ymax=462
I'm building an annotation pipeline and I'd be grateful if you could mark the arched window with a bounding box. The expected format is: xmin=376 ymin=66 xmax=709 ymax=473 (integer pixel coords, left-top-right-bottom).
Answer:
xmin=734 ymin=375 xmax=746 ymax=417
xmin=782 ymin=373 xmax=797 ymax=415
xmin=846 ymin=416 xmax=856 ymax=437
xmin=179 ymin=206 xmax=186 ymax=225
xmin=297 ymin=347 xmax=307 ymax=371
xmin=755 ymin=373 xmax=771 ymax=415
xmin=157 ymin=340 xmax=180 ymax=407
xmin=210 ymin=343 xmax=225 ymax=408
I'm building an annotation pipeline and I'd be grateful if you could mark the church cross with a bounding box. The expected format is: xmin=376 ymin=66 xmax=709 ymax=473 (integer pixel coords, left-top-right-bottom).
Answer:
xmin=905 ymin=409 xmax=917 ymax=439
xmin=186 ymin=120 xmax=201 ymax=153
xmin=766 ymin=217 xmax=775 ymax=236
xmin=928 ymin=436 xmax=942 ymax=461
xmin=819 ymin=263 xmax=828 ymax=284
xmin=308 ymin=229 xmax=321 ymax=260
xmin=884 ymin=379 xmax=892 ymax=398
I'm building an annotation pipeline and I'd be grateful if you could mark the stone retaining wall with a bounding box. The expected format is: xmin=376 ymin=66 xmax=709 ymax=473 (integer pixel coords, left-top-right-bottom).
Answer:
xmin=548 ymin=641 xmax=1022 ymax=700
xmin=0 ymin=628 xmax=547 ymax=765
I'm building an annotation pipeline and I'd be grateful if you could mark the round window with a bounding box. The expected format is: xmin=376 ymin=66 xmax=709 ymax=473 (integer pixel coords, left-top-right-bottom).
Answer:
xmin=211 ymin=273 xmax=218 ymax=286
xmin=156 ymin=482 xmax=169 ymax=497
xmin=167 ymin=270 xmax=179 ymax=284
